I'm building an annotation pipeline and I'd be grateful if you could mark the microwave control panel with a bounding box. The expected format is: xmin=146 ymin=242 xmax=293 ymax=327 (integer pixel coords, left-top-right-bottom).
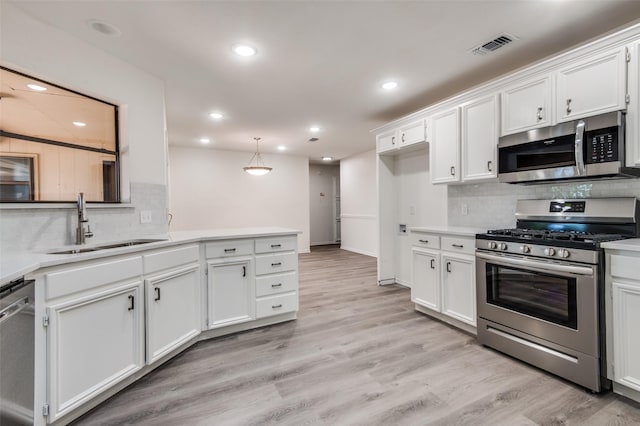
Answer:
xmin=586 ymin=127 xmax=619 ymax=164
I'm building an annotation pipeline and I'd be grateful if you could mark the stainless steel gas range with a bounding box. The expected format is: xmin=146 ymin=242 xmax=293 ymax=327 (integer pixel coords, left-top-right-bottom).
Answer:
xmin=475 ymin=198 xmax=639 ymax=392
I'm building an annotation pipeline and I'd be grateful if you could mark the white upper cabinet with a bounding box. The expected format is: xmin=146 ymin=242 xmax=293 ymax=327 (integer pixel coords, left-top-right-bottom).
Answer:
xmin=461 ymin=94 xmax=499 ymax=181
xmin=501 ymin=75 xmax=553 ymax=135
xmin=376 ymin=119 xmax=426 ymax=154
xmin=430 ymin=107 xmax=460 ymax=184
xmin=556 ymin=47 xmax=627 ymax=122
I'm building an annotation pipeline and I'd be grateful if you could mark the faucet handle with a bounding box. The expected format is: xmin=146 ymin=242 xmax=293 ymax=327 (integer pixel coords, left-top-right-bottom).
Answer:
xmin=85 ymin=225 xmax=94 ymax=238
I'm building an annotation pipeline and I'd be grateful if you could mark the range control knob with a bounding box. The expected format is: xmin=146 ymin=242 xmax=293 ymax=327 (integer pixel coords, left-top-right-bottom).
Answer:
xmin=520 ymin=245 xmax=531 ymax=254
xmin=498 ymin=243 xmax=508 ymax=251
xmin=558 ymin=249 xmax=570 ymax=258
xmin=488 ymin=241 xmax=497 ymax=249
xmin=544 ymin=247 xmax=556 ymax=256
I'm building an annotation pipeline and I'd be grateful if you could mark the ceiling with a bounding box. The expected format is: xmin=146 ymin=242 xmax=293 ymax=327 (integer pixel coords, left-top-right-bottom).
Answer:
xmin=7 ymin=1 xmax=640 ymax=163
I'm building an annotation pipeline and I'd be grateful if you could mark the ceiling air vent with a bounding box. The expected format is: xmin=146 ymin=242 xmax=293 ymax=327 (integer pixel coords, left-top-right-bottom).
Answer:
xmin=471 ymin=33 xmax=517 ymax=56
xmin=308 ymin=137 xmax=319 ymax=142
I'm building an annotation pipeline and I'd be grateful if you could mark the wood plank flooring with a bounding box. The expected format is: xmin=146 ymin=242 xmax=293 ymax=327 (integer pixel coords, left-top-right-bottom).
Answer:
xmin=73 ymin=245 xmax=640 ymax=425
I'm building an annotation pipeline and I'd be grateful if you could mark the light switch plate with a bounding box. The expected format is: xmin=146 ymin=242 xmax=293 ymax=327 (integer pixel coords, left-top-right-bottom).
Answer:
xmin=140 ymin=210 xmax=152 ymax=224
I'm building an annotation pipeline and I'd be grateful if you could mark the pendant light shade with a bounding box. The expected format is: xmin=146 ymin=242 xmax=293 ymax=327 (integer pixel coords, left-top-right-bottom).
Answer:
xmin=243 ymin=137 xmax=272 ymax=175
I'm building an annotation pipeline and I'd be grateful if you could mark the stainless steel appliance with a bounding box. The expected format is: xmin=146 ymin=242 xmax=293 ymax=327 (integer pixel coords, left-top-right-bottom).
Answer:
xmin=476 ymin=198 xmax=639 ymax=392
xmin=498 ymin=111 xmax=640 ymax=184
xmin=0 ymin=278 xmax=35 ymax=425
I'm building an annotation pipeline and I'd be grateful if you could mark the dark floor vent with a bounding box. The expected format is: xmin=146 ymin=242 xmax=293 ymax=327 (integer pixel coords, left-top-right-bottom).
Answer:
xmin=472 ymin=33 xmax=517 ymax=55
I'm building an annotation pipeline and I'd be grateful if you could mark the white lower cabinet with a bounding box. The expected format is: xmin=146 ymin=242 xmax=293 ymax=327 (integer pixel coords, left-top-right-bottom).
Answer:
xmin=606 ymin=250 xmax=640 ymax=402
xmin=411 ymin=231 xmax=477 ymax=332
xmin=46 ymin=281 xmax=144 ymax=422
xmin=207 ymin=259 xmax=254 ymax=328
xmin=145 ymin=265 xmax=201 ymax=364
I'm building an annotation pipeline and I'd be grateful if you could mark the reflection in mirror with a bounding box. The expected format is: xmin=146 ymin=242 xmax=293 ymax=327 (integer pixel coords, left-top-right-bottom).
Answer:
xmin=0 ymin=67 xmax=119 ymax=202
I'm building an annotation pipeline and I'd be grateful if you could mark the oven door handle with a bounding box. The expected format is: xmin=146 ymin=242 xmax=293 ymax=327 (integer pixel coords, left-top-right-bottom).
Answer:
xmin=574 ymin=119 xmax=586 ymax=177
xmin=476 ymin=252 xmax=594 ymax=276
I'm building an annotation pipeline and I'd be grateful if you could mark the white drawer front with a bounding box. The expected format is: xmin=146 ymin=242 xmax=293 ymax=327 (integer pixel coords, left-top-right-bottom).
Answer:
xmin=205 ymin=239 xmax=253 ymax=258
xmin=411 ymin=233 xmax=440 ymax=249
xmin=256 ymin=272 xmax=297 ymax=297
xmin=143 ymin=244 xmax=199 ymax=274
xmin=255 ymin=236 xmax=297 ymax=254
xmin=441 ymin=236 xmax=475 ymax=255
xmin=255 ymin=253 xmax=297 ymax=275
xmin=610 ymin=254 xmax=640 ymax=283
xmin=256 ymin=293 xmax=298 ymax=318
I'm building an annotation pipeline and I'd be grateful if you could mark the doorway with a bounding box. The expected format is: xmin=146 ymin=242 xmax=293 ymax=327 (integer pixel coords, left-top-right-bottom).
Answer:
xmin=309 ymin=162 xmax=340 ymax=246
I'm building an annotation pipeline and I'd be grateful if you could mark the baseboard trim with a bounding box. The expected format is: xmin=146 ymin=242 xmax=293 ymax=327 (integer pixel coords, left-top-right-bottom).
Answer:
xmin=340 ymin=245 xmax=377 ymax=258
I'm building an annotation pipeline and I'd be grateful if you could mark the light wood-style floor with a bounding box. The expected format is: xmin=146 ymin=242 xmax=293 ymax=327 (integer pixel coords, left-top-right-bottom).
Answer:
xmin=74 ymin=245 xmax=640 ymax=425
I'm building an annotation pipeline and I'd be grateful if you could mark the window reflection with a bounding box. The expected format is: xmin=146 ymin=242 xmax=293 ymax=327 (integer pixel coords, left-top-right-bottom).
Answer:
xmin=0 ymin=67 xmax=119 ymax=202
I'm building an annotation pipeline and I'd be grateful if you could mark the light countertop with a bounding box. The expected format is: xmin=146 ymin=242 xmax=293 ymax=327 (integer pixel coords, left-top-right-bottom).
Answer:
xmin=602 ymin=238 xmax=640 ymax=252
xmin=0 ymin=227 xmax=300 ymax=286
xmin=409 ymin=225 xmax=487 ymax=237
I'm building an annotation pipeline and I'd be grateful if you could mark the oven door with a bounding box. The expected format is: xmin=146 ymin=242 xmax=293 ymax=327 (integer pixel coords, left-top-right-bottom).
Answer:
xmin=476 ymin=251 xmax=598 ymax=357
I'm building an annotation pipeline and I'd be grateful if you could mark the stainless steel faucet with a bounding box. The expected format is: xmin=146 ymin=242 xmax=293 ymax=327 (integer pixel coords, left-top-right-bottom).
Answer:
xmin=76 ymin=192 xmax=94 ymax=244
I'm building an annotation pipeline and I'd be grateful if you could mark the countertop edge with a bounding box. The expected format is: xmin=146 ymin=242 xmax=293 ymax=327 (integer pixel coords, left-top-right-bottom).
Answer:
xmin=602 ymin=238 xmax=640 ymax=252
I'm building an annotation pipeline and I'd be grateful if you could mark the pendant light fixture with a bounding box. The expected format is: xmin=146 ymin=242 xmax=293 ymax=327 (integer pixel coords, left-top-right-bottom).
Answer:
xmin=243 ymin=137 xmax=272 ymax=176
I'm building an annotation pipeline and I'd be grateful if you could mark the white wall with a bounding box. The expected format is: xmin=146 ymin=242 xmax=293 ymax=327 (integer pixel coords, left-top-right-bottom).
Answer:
xmin=0 ymin=4 xmax=168 ymax=252
xmin=309 ymin=164 xmax=340 ymax=245
xmin=340 ymin=149 xmax=377 ymax=257
xmin=168 ymin=146 xmax=311 ymax=253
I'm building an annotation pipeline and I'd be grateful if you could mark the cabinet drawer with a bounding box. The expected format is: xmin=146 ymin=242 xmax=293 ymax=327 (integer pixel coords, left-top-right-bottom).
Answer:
xmin=256 ymin=272 xmax=298 ymax=297
xmin=255 ymin=253 xmax=297 ymax=275
xmin=46 ymin=256 xmax=143 ymax=300
xmin=256 ymin=293 xmax=298 ymax=318
xmin=610 ymin=254 xmax=640 ymax=282
xmin=143 ymin=245 xmax=199 ymax=274
xmin=255 ymin=236 xmax=297 ymax=254
xmin=205 ymin=239 xmax=253 ymax=258
xmin=411 ymin=233 xmax=440 ymax=249
xmin=441 ymin=236 xmax=475 ymax=255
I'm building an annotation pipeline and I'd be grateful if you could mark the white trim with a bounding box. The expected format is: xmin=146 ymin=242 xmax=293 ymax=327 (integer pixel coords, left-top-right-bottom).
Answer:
xmin=341 ymin=214 xmax=376 ymax=220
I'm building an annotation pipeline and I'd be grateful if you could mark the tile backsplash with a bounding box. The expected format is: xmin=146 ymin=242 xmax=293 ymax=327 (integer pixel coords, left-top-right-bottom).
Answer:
xmin=448 ymin=179 xmax=640 ymax=230
xmin=0 ymin=182 xmax=168 ymax=253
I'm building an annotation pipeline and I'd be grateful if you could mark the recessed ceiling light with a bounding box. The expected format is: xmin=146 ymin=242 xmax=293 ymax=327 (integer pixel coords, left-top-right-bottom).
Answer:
xmin=381 ymin=81 xmax=399 ymax=90
xmin=309 ymin=126 xmax=320 ymax=133
xmin=73 ymin=121 xmax=87 ymax=127
xmin=322 ymin=156 xmax=333 ymax=161
xmin=27 ymin=83 xmax=47 ymax=92
xmin=209 ymin=112 xmax=223 ymax=120
xmin=87 ymin=19 xmax=122 ymax=37
xmin=277 ymin=145 xmax=286 ymax=151
xmin=233 ymin=44 xmax=257 ymax=57
xmin=200 ymin=138 xmax=210 ymax=144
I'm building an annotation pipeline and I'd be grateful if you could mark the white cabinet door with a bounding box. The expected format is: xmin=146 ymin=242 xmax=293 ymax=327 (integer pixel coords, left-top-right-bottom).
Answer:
xmin=556 ymin=47 xmax=627 ymax=122
xmin=377 ymin=130 xmax=397 ymax=153
xmin=501 ymin=75 xmax=552 ymax=135
xmin=441 ymin=254 xmax=476 ymax=326
xmin=399 ymin=119 xmax=426 ymax=147
xmin=461 ymin=94 xmax=498 ymax=181
xmin=145 ymin=265 xmax=201 ymax=364
xmin=411 ymin=248 xmax=440 ymax=311
xmin=430 ymin=107 xmax=460 ymax=184
xmin=47 ymin=282 xmax=144 ymax=422
xmin=207 ymin=260 xmax=254 ymax=328
xmin=612 ymin=281 xmax=640 ymax=393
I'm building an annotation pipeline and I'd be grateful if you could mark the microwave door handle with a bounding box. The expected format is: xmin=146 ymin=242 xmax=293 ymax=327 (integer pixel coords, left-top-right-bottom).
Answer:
xmin=575 ymin=120 xmax=586 ymax=176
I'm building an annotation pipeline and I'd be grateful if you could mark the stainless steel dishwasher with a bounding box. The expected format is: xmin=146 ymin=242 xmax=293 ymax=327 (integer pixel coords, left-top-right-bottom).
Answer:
xmin=0 ymin=278 xmax=35 ymax=426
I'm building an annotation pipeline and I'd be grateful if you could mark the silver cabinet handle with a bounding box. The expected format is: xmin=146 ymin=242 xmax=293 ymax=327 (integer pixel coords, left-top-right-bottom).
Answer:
xmin=271 ymin=262 xmax=282 ymax=267
xmin=272 ymin=283 xmax=282 ymax=288
xmin=450 ymin=166 xmax=455 ymax=176
xmin=446 ymin=262 xmax=452 ymax=273
xmin=430 ymin=259 xmax=435 ymax=269
xmin=452 ymin=244 xmax=464 ymax=248
xmin=128 ymin=295 xmax=135 ymax=311
xmin=391 ymin=136 xmax=396 ymax=145
xmin=487 ymin=160 xmax=492 ymax=172
xmin=419 ymin=239 xmax=429 ymax=243
xmin=537 ymin=107 xmax=543 ymax=121
xmin=272 ymin=304 xmax=283 ymax=309
xmin=566 ymin=99 xmax=572 ymax=115
xmin=224 ymin=248 xmax=236 ymax=253
xmin=154 ymin=287 xmax=161 ymax=301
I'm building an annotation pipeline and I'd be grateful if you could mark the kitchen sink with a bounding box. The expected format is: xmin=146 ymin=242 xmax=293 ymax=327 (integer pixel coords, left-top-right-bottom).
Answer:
xmin=47 ymin=238 xmax=167 ymax=255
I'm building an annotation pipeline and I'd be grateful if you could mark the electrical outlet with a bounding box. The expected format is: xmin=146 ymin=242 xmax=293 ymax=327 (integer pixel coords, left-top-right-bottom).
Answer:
xmin=409 ymin=205 xmax=415 ymax=215
xmin=461 ymin=204 xmax=469 ymax=216
xmin=140 ymin=210 xmax=153 ymax=224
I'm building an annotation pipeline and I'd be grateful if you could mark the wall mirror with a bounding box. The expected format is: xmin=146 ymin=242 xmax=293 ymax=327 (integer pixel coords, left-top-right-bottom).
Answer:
xmin=0 ymin=67 xmax=119 ymax=202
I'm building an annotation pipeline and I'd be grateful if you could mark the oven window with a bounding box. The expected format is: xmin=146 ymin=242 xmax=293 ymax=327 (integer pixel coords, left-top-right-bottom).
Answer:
xmin=486 ymin=264 xmax=577 ymax=329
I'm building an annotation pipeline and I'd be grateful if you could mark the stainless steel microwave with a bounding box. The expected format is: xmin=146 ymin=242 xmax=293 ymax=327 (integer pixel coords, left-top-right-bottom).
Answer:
xmin=497 ymin=111 xmax=640 ymax=184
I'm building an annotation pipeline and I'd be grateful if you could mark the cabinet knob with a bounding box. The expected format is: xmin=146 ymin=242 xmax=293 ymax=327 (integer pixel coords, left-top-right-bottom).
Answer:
xmin=566 ymin=99 xmax=572 ymax=115
xmin=450 ymin=166 xmax=456 ymax=176
xmin=537 ymin=107 xmax=543 ymax=121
